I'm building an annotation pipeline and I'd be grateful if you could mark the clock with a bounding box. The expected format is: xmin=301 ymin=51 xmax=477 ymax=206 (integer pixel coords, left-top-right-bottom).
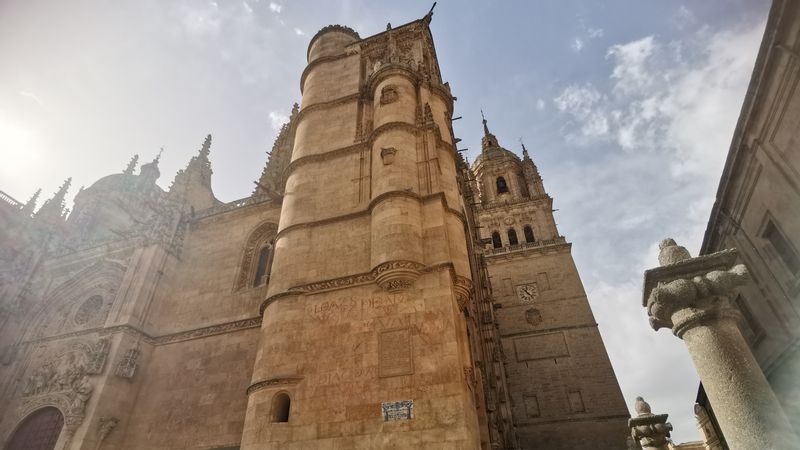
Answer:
xmin=516 ymin=283 xmax=539 ymax=303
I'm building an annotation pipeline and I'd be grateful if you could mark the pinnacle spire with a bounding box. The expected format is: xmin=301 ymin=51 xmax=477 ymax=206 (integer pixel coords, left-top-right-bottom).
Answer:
xmin=480 ymin=110 xmax=499 ymax=151
xmin=481 ymin=109 xmax=490 ymax=136
xmin=123 ymin=154 xmax=139 ymax=175
xmin=520 ymin=138 xmax=530 ymax=160
xmin=21 ymin=188 xmax=41 ymax=215
xmin=35 ymin=177 xmax=72 ymax=222
xmin=199 ymin=134 xmax=212 ymax=161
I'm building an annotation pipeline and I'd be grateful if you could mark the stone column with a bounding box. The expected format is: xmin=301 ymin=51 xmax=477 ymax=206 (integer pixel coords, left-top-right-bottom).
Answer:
xmin=628 ymin=396 xmax=671 ymax=450
xmin=642 ymin=239 xmax=796 ymax=450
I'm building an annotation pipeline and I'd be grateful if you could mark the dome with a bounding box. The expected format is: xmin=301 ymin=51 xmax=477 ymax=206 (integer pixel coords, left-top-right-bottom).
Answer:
xmin=471 ymin=145 xmax=521 ymax=171
xmin=83 ymin=173 xmax=139 ymax=194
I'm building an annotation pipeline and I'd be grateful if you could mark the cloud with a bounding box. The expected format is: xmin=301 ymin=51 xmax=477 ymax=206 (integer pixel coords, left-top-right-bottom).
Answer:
xmin=19 ymin=91 xmax=44 ymax=107
xmin=588 ymin=27 xmax=604 ymax=39
xmin=268 ymin=111 xmax=288 ymax=131
xmin=607 ymin=35 xmax=657 ymax=94
xmin=546 ymin=18 xmax=766 ymax=442
xmin=553 ymin=20 xmax=764 ymax=176
xmin=293 ymin=27 xmax=305 ymax=36
xmin=571 ymin=24 xmax=604 ymax=52
xmin=536 ymin=98 xmax=545 ymax=111
xmin=178 ymin=1 xmax=222 ymax=36
xmin=571 ymin=37 xmax=584 ymax=52
xmin=673 ymin=5 xmax=697 ymax=30
xmin=269 ymin=2 xmax=282 ymax=13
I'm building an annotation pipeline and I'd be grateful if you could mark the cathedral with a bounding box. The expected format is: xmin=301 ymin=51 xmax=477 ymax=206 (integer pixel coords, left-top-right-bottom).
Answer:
xmin=0 ymin=13 xmax=630 ymax=450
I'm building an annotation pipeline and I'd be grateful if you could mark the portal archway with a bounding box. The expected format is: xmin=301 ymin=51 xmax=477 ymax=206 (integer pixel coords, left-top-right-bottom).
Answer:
xmin=6 ymin=407 xmax=64 ymax=450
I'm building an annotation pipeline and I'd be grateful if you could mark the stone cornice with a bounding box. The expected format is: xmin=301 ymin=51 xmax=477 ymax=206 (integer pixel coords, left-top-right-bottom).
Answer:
xmin=477 ymin=195 xmax=552 ymax=213
xmin=306 ymin=24 xmax=360 ymax=61
xmin=260 ymin=260 xmax=463 ymax=315
xmin=273 ymin=191 xmax=465 ymax=242
xmin=247 ymin=377 xmax=304 ymax=396
xmin=294 ymin=93 xmax=360 ymax=125
xmin=484 ymin=237 xmax=570 ymax=260
xmin=286 ymin=142 xmax=366 ymax=178
xmin=17 ymin=317 xmax=263 ymax=347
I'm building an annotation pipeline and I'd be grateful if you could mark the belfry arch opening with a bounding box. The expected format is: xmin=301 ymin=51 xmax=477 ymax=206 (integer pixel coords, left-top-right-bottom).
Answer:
xmin=491 ymin=232 xmax=502 ymax=249
xmin=272 ymin=392 xmax=291 ymax=423
xmin=508 ymin=229 xmax=519 ymax=246
xmin=496 ymin=176 xmax=509 ymax=194
xmin=6 ymin=407 xmax=64 ymax=450
xmin=524 ymin=225 xmax=535 ymax=243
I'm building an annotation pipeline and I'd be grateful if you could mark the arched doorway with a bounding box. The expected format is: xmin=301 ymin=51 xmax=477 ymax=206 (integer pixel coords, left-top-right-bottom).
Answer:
xmin=6 ymin=407 xmax=64 ymax=450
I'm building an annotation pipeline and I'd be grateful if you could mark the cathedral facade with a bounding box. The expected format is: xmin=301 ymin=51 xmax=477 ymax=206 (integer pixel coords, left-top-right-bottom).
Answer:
xmin=0 ymin=16 xmax=628 ymax=450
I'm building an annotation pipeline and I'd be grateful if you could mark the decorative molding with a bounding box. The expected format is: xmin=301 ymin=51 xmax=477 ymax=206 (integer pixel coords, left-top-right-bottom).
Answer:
xmin=453 ymin=276 xmax=473 ymax=313
xmin=300 ymin=53 xmax=353 ymax=94
xmin=307 ymin=24 xmax=360 ymax=60
xmin=247 ymin=377 xmax=303 ymax=396
xmin=274 ymin=191 xmax=465 ymax=243
xmin=18 ymin=318 xmax=263 ymax=348
xmin=294 ymin=93 xmax=360 ymax=124
xmin=260 ymin=261 xmax=466 ymax=315
xmin=154 ymin=317 xmax=262 ymax=345
xmin=285 ymin=142 xmax=367 ymax=179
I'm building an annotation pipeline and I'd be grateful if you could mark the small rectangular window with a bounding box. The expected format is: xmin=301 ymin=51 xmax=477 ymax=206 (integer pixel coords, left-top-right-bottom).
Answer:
xmin=762 ymin=220 xmax=799 ymax=274
xmin=734 ymin=294 xmax=765 ymax=346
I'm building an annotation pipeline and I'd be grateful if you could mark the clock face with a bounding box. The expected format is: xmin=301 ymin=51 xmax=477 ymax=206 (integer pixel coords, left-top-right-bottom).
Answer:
xmin=516 ymin=283 xmax=539 ymax=303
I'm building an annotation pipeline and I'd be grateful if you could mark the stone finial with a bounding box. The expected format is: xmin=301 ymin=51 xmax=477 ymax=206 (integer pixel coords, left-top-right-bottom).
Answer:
xmin=635 ymin=396 xmax=652 ymax=416
xmin=629 ymin=396 xmax=672 ymax=450
xmin=657 ymin=238 xmax=691 ymax=266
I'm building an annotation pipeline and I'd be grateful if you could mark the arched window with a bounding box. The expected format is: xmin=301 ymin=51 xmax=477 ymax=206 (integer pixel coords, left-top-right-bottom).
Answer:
xmin=508 ymin=229 xmax=519 ymax=246
xmin=272 ymin=392 xmax=291 ymax=423
xmin=524 ymin=225 xmax=535 ymax=243
xmin=491 ymin=232 xmax=502 ymax=249
xmin=7 ymin=407 xmax=64 ymax=450
xmin=253 ymin=245 xmax=271 ymax=287
xmin=236 ymin=222 xmax=278 ymax=291
xmin=496 ymin=176 xmax=509 ymax=194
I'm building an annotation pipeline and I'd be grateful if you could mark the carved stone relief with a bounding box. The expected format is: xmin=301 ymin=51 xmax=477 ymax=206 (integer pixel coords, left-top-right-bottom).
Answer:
xmin=114 ymin=347 xmax=140 ymax=379
xmin=9 ymin=338 xmax=109 ymax=438
xmin=380 ymin=147 xmax=397 ymax=165
xmin=379 ymin=85 xmax=399 ymax=105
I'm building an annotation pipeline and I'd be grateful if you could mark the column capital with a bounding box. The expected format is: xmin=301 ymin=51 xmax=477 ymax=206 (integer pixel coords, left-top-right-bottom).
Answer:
xmin=643 ymin=242 xmax=748 ymax=338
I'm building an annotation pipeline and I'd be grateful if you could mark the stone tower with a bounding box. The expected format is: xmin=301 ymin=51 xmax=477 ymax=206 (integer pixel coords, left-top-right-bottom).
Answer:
xmin=241 ymin=17 xmax=484 ymax=448
xmin=471 ymin=118 xmax=630 ymax=448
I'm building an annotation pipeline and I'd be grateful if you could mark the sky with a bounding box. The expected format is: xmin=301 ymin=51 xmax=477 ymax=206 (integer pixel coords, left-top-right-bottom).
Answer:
xmin=0 ymin=0 xmax=771 ymax=443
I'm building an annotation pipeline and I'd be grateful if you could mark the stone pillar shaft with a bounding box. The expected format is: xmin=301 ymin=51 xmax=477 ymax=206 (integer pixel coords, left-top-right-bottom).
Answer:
xmin=683 ymin=319 xmax=792 ymax=449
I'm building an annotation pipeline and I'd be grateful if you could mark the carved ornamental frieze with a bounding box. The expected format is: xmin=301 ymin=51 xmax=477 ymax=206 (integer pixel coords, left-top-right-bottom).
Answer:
xmin=4 ymin=338 xmax=111 ymax=439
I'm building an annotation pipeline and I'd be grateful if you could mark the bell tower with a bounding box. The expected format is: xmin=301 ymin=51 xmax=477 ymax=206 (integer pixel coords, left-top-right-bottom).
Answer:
xmin=241 ymin=15 xmax=484 ymax=448
xmin=471 ymin=117 xmax=630 ymax=449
